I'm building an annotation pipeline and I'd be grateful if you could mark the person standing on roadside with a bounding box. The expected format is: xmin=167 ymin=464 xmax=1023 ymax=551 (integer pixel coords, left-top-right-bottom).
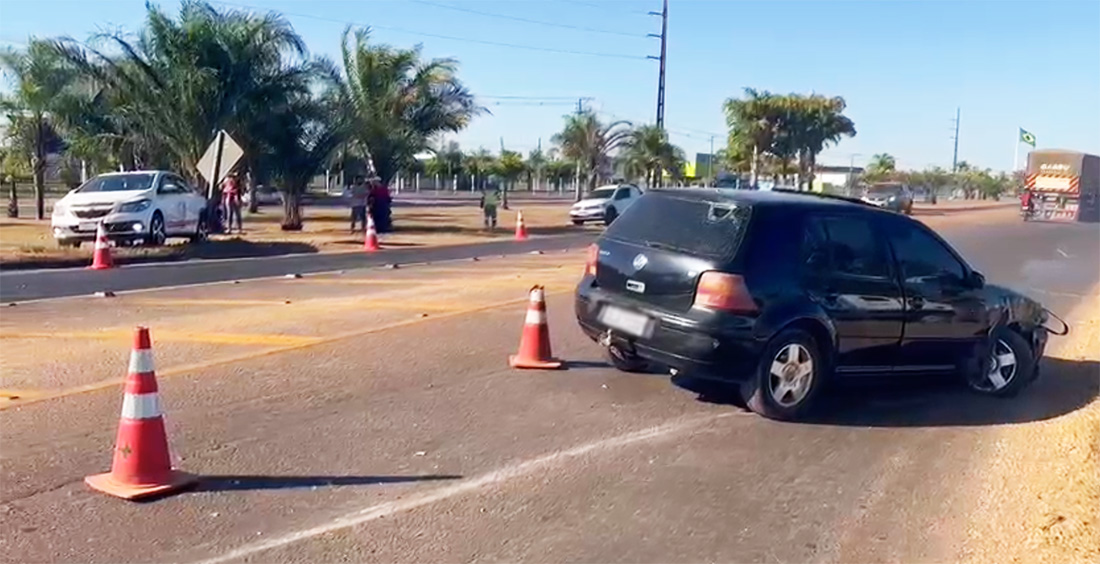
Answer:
xmin=480 ymin=180 xmax=501 ymax=231
xmin=349 ymin=175 xmax=368 ymax=233
xmin=370 ymin=177 xmax=393 ymax=233
xmin=221 ymin=172 xmax=243 ymax=234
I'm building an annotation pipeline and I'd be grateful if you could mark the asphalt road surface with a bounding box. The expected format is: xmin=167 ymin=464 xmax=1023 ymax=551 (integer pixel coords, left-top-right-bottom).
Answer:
xmin=0 ymin=208 xmax=1096 ymax=563
xmin=0 ymin=232 xmax=595 ymax=303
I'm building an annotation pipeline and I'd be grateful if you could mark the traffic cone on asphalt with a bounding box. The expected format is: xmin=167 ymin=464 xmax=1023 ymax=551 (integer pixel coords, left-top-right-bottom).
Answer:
xmin=509 ymin=285 xmax=562 ymax=369
xmin=514 ymin=211 xmax=528 ymax=241
xmin=364 ymin=213 xmax=380 ymax=252
xmin=88 ymin=222 xmax=114 ymax=270
xmin=85 ymin=327 xmax=196 ymax=500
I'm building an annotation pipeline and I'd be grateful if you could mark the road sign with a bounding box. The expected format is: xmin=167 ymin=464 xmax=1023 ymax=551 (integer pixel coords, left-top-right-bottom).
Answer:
xmin=196 ymin=130 xmax=244 ymax=195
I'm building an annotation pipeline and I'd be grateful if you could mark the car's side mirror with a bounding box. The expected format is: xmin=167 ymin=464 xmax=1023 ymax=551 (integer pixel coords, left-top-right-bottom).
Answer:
xmin=965 ymin=270 xmax=985 ymax=289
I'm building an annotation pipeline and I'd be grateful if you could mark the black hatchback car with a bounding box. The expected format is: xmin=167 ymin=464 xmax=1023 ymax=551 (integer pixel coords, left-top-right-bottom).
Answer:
xmin=575 ymin=189 xmax=1052 ymax=420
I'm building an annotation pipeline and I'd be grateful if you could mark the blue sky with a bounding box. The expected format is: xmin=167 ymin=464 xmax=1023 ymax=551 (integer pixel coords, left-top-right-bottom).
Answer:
xmin=1 ymin=0 xmax=1098 ymax=172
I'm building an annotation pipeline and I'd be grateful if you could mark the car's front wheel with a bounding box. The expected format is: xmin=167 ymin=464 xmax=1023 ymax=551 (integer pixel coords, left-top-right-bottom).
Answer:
xmin=963 ymin=327 xmax=1036 ymax=397
xmin=145 ymin=211 xmax=167 ymax=247
xmin=572 ymin=219 xmax=584 ymax=226
xmin=742 ymin=328 xmax=826 ymax=420
xmin=603 ymin=206 xmax=618 ymax=226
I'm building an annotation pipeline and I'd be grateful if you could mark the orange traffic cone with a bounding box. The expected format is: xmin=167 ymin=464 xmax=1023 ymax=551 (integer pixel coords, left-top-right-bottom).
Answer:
xmin=85 ymin=327 xmax=196 ymax=500
xmin=509 ymin=286 xmax=562 ymax=369
xmin=364 ymin=212 xmax=380 ymax=252
xmin=514 ymin=211 xmax=528 ymax=241
xmin=88 ymin=222 xmax=114 ymax=270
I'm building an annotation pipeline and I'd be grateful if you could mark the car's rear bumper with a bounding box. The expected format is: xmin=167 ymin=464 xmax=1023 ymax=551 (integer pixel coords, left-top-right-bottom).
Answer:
xmin=575 ymin=279 xmax=762 ymax=380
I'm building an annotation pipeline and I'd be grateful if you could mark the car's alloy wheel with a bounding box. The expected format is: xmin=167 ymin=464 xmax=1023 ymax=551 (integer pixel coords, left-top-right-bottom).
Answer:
xmin=147 ymin=213 xmax=166 ymax=246
xmin=768 ymin=343 xmax=814 ymax=407
xmin=742 ymin=328 xmax=826 ymax=420
xmin=964 ymin=328 xmax=1036 ymax=397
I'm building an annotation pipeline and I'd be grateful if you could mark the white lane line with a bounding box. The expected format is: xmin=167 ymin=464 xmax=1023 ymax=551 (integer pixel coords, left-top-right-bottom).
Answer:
xmin=189 ymin=413 xmax=730 ymax=564
xmin=1056 ymin=248 xmax=1070 ymax=258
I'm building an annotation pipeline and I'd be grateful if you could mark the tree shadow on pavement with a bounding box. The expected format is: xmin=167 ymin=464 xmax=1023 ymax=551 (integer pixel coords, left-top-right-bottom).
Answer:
xmin=676 ymin=357 xmax=1098 ymax=427
xmin=194 ymin=474 xmax=461 ymax=492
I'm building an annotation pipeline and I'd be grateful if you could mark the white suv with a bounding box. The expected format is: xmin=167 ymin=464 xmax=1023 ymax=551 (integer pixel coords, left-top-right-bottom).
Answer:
xmin=51 ymin=171 xmax=208 ymax=247
xmin=569 ymin=184 xmax=643 ymax=226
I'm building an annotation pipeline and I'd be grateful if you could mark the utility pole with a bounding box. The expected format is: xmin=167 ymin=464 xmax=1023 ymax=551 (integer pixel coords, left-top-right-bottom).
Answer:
xmin=707 ymin=135 xmax=715 ymax=187
xmin=647 ymin=0 xmax=668 ymax=128
xmin=950 ymin=107 xmax=960 ymax=172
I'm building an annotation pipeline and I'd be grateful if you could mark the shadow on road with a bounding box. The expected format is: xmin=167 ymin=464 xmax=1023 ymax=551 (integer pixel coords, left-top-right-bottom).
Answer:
xmin=194 ymin=473 xmax=461 ymax=492
xmin=674 ymin=357 xmax=1098 ymax=427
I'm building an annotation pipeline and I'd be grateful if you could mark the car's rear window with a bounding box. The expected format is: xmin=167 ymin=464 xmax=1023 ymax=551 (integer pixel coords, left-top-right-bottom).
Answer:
xmin=604 ymin=192 xmax=752 ymax=259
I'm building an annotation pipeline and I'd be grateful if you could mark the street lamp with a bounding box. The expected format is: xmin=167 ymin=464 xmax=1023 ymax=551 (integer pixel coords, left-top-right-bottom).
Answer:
xmin=847 ymin=153 xmax=863 ymax=197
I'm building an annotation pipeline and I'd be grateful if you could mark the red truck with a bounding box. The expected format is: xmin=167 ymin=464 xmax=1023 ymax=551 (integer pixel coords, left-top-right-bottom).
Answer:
xmin=1024 ymin=149 xmax=1100 ymax=223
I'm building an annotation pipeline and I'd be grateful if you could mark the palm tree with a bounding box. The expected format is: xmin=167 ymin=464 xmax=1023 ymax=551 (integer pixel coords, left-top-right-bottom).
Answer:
xmin=0 ymin=39 xmax=79 ymax=219
xmin=57 ymin=1 xmax=318 ymax=226
xmin=622 ymin=125 xmax=684 ymax=188
xmin=792 ymin=95 xmax=856 ymax=190
xmin=339 ymin=26 xmax=483 ymax=189
xmin=263 ymin=81 xmax=347 ymax=230
xmin=494 ymin=148 xmax=525 ymax=208
xmin=724 ymin=88 xmax=782 ymax=187
xmin=463 ymin=148 xmax=495 ymax=190
xmin=525 ymin=147 xmax=547 ymax=191
xmin=551 ymin=111 xmax=631 ymax=200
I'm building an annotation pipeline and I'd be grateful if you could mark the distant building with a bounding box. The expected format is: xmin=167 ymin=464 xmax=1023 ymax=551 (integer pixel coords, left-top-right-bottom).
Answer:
xmin=813 ymin=165 xmax=864 ymax=192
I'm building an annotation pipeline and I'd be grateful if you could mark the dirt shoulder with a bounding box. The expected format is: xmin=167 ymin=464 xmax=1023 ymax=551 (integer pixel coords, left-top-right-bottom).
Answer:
xmin=964 ymin=284 xmax=1100 ymax=564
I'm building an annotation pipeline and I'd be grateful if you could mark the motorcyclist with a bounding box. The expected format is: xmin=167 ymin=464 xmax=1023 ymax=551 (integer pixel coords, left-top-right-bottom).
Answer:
xmin=1021 ymin=189 xmax=1035 ymax=219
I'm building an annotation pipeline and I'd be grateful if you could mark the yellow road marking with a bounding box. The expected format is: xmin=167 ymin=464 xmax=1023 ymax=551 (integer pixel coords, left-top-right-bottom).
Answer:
xmin=2 ymin=330 xmax=322 ymax=347
xmin=131 ymin=299 xmax=292 ymax=307
xmin=0 ymin=289 xmax=570 ymax=410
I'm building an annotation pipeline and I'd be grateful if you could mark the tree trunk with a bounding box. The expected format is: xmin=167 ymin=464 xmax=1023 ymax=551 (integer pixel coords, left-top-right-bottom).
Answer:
xmin=6 ymin=177 xmax=17 ymax=219
xmin=281 ymin=190 xmax=303 ymax=231
xmin=33 ymin=127 xmax=46 ymax=220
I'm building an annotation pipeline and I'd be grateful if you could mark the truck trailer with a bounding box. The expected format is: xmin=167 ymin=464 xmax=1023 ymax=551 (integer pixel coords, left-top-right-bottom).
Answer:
xmin=1025 ymin=149 xmax=1100 ymax=223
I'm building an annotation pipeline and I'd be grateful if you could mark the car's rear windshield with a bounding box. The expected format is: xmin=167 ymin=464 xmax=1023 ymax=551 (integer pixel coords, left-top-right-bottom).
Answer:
xmin=604 ymin=191 xmax=752 ymax=259
xmin=77 ymin=173 xmax=156 ymax=193
xmin=868 ymin=185 xmax=902 ymax=196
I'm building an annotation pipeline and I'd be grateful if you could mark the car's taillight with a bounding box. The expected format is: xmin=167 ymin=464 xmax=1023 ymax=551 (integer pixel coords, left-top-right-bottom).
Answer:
xmin=693 ymin=271 xmax=757 ymax=313
xmin=585 ymin=244 xmax=599 ymax=276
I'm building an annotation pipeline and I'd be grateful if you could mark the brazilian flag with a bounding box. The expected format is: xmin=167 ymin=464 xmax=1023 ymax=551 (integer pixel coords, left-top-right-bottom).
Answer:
xmin=1019 ymin=128 xmax=1036 ymax=147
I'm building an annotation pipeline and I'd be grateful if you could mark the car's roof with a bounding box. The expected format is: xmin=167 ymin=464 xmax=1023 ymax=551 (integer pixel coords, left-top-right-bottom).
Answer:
xmin=96 ymin=170 xmax=169 ymax=177
xmin=649 ymin=187 xmax=880 ymax=212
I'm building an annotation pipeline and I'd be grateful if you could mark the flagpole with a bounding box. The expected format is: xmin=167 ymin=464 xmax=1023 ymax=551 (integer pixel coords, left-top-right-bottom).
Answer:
xmin=1013 ymin=128 xmax=1020 ymax=172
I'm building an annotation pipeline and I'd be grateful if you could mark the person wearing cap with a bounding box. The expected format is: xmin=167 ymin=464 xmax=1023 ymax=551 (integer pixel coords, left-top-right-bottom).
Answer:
xmin=480 ymin=179 xmax=501 ymax=231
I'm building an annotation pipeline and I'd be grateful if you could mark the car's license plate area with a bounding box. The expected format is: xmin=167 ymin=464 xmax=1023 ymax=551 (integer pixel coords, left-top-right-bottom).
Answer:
xmin=598 ymin=305 xmax=654 ymax=338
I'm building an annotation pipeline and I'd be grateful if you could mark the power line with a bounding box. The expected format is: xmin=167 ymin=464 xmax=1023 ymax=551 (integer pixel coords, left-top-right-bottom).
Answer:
xmin=558 ymin=0 xmax=650 ymax=16
xmin=210 ymin=1 xmax=647 ymax=61
xmin=409 ymin=0 xmax=641 ymax=38
xmin=479 ymin=95 xmax=583 ymax=100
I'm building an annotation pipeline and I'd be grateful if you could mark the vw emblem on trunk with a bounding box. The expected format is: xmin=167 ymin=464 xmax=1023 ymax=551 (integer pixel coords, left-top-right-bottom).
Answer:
xmin=632 ymin=253 xmax=649 ymax=271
